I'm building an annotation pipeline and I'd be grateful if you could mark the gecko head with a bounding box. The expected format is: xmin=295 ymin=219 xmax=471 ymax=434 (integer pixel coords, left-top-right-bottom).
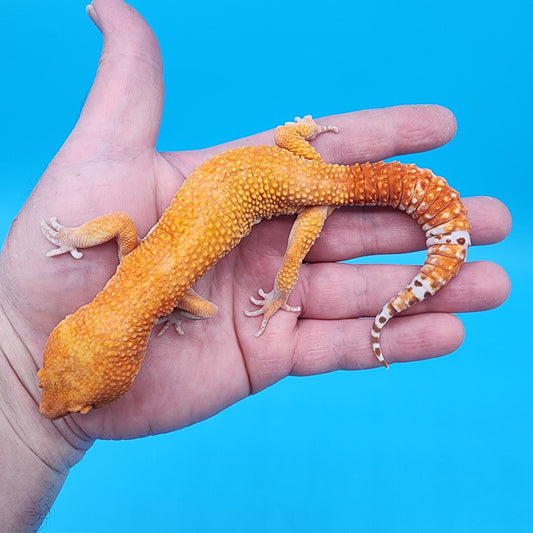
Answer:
xmin=38 ymin=310 xmax=147 ymax=420
xmin=38 ymin=318 xmax=100 ymax=420
xmin=38 ymin=370 xmax=95 ymax=420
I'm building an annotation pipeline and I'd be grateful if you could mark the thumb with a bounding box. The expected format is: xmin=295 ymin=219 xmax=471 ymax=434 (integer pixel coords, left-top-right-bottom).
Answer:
xmin=66 ymin=0 xmax=164 ymax=157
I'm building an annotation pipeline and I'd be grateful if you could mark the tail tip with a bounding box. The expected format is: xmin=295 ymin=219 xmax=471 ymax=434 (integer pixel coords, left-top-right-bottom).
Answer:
xmin=374 ymin=349 xmax=390 ymax=369
xmin=372 ymin=340 xmax=389 ymax=369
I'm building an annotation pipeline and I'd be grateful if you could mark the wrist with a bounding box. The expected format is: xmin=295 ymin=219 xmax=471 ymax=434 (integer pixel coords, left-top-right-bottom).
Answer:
xmin=0 ymin=300 xmax=93 ymax=531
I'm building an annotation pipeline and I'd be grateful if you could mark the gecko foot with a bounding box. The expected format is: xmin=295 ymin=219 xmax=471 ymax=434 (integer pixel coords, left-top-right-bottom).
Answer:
xmin=244 ymin=288 xmax=301 ymax=336
xmin=41 ymin=217 xmax=83 ymax=259
xmin=156 ymin=300 xmax=217 ymax=337
xmin=285 ymin=115 xmax=339 ymax=140
xmin=156 ymin=315 xmax=185 ymax=336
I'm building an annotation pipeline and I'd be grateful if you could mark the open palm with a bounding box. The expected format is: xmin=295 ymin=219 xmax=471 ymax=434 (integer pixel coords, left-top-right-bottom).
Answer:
xmin=0 ymin=0 xmax=511 ymax=445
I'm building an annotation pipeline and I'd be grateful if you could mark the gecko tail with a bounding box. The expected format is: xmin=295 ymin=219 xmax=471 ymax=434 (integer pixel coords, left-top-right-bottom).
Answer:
xmin=370 ymin=228 xmax=471 ymax=368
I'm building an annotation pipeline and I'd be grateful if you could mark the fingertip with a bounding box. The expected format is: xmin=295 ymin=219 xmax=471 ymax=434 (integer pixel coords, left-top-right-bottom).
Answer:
xmin=87 ymin=0 xmax=160 ymax=58
xmin=389 ymin=104 xmax=457 ymax=156
xmin=422 ymin=104 xmax=457 ymax=145
xmin=472 ymin=261 xmax=511 ymax=309
xmin=382 ymin=313 xmax=465 ymax=365
xmin=72 ymin=0 xmax=164 ymax=154
xmin=86 ymin=4 xmax=102 ymax=32
xmin=465 ymin=196 xmax=513 ymax=245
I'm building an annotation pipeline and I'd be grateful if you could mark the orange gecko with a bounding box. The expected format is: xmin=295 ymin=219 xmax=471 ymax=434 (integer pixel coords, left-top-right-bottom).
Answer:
xmin=38 ymin=116 xmax=471 ymax=419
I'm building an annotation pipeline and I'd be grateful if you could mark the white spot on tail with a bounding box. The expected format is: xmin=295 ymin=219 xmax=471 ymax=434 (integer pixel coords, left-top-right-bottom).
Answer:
xmin=426 ymin=230 xmax=471 ymax=247
xmin=410 ymin=275 xmax=436 ymax=300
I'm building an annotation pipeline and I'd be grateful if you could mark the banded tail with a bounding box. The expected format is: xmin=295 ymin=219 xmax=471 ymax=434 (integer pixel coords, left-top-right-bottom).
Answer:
xmin=350 ymin=161 xmax=471 ymax=368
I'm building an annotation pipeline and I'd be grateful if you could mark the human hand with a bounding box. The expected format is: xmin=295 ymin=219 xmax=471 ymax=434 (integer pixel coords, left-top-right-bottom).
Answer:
xmin=0 ymin=0 xmax=510 ymax=451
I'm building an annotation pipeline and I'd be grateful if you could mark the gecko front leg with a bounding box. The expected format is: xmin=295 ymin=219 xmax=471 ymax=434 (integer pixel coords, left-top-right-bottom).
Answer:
xmin=157 ymin=288 xmax=218 ymax=336
xmin=41 ymin=212 xmax=138 ymax=260
xmin=42 ymin=213 xmax=219 ymax=334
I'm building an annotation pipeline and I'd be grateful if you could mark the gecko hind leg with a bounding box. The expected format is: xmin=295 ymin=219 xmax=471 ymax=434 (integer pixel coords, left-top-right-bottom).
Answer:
xmin=274 ymin=115 xmax=339 ymax=161
xmin=245 ymin=117 xmax=339 ymax=335
xmin=245 ymin=205 xmax=335 ymax=336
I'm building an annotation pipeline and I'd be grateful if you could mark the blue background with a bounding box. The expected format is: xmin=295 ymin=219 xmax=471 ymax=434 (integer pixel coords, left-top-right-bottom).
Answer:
xmin=1 ymin=1 xmax=531 ymax=531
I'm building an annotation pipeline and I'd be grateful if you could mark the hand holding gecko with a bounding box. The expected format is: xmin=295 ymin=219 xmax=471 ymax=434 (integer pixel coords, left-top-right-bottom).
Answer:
xmin=0 ymin=2 xmax=510 ymax=530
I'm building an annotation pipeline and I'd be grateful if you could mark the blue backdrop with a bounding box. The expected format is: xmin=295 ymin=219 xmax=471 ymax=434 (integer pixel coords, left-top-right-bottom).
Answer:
xmin=1 ymin=1 xmax=530 ymax=531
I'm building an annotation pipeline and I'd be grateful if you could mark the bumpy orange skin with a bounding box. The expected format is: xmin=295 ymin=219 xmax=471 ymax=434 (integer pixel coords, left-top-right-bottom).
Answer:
xmin=38 ymin=119 xmax=470 ymax=419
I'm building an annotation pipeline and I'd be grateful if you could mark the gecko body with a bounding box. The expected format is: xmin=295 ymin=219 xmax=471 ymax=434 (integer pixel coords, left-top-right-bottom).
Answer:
xmin=38 ymin=116 xmax=470 ymax=419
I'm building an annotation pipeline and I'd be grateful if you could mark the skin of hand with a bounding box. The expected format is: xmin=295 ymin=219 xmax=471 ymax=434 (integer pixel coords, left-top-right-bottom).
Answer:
xmin=0 ymin=0 xmax=511 ymax=530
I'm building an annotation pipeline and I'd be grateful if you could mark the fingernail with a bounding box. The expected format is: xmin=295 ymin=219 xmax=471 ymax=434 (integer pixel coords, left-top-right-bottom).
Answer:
xmin=86 ymin=4 xmax=102 ymax=32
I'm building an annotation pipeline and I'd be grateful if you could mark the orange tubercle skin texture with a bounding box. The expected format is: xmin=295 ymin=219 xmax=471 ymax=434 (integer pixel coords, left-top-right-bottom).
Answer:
xmin=38 ymin=115 xmax=471 ymax=419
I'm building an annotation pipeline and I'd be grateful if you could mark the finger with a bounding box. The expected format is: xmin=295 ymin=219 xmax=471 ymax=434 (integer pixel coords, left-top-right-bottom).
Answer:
xmin=165 ymin=104 xmax=457 ymax=168
xmin=65 ymin=1 xmax=163 ymax=158
xmin=290 ymin=313 xmax=465 ymax=375
xmin=304 ymin=196 xmax=512 ymax=262
xmin=294 ymin=260 xmax=510 ymax=320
